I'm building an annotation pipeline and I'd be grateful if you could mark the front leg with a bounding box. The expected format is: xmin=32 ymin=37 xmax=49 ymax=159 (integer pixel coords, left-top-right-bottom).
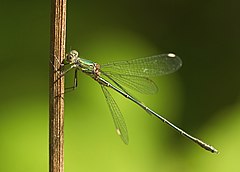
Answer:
xmin=61 ymin=64 xmax=77 ymax=76
xmin=65 ymin=69 xmax=78 ymax=93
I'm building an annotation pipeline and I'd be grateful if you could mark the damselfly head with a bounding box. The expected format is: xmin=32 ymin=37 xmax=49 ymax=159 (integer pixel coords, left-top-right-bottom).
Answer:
xmin=66 ymin=50 xmax=79 ymax=64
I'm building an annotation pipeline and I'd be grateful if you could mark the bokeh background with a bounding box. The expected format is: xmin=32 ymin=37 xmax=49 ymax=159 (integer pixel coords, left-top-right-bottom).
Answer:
xmin=0 ymin=0 xmax=240 ymax=171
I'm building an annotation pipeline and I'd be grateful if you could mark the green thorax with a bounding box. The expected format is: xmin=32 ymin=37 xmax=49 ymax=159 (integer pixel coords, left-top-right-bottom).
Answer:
xmin=78 ymin=57 xmax=100 ymax=79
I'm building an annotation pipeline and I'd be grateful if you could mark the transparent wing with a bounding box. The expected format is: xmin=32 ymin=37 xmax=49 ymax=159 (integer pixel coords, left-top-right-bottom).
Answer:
xmin=101 ymin=54 xmax=182 ymax=77
xmin=101 ymin=85 xmax=129 ymax=144
xmin=102 ymin=72 xmax=158 ymax=94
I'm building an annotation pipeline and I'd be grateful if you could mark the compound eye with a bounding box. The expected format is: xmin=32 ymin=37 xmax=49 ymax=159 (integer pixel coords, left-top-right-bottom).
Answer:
xmin=72 ymin=51 xmax=78 ymax=57
xmin=65 ymin=54 xmax=73 ymax=63
xmin=66 ymin=50 xmax=79 ymax=63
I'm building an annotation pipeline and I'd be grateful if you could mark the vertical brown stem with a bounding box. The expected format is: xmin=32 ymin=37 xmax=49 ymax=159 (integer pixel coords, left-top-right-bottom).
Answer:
xmin=49 ymin=0 xmax=67 ymax=171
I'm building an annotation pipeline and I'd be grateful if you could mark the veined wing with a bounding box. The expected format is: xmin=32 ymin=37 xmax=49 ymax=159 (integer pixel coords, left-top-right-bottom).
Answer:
xmin=101 ymin=72 xmax=158 ymax=95
xmin=101 ymin=85 xmax=129 ymax=144
xmin=101 ymin=53 xmax=182 ymax=77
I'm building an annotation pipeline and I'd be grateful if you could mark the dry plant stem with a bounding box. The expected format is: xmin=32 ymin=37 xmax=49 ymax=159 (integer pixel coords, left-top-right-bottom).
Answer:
xmin=49 ymin=0 xmax=67 ymax=171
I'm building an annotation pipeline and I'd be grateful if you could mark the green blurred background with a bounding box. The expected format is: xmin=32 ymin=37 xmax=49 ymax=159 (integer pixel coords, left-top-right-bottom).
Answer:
xmin=0 ymin=0 xmax=240 ymax=171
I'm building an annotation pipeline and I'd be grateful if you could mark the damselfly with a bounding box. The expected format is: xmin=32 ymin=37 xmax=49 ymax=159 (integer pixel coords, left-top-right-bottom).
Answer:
xmin=61 ymin=50 xmax=218 ymax=153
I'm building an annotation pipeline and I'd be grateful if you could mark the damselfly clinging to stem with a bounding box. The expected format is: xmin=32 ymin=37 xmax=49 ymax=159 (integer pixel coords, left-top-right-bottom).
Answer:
xmin=60 ymin=50 xmax=218 ymax=153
